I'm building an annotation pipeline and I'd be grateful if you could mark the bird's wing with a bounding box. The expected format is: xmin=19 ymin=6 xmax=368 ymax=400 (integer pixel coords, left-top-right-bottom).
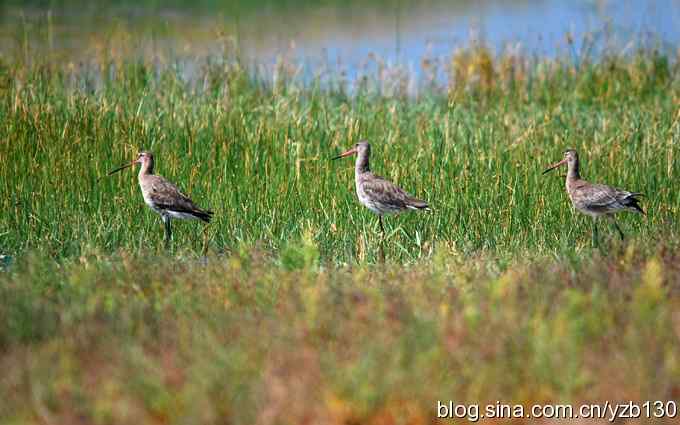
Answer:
xmin=362 ymin=174 xmax=409 ymax=207
xmin=573 ymin=183 xmax=620 ymax=207
xmin=361 ymin=173 xmax=429 ymax=209
xmin=148 ymin=176 xmax=206 ymax=213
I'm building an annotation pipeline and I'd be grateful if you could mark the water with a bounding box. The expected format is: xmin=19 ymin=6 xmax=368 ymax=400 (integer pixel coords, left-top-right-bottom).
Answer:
xmin=1 ymin=0 xmax=678 ymax=82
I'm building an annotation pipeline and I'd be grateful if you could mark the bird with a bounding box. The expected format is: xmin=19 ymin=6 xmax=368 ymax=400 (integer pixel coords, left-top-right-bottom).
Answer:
xmin=107 ymin=151 xmax=213 ymax=249
xmin=543 ymin=149 xmax=644 ymax=244
xmin=332 ymin=140 xmax=429 ymax=240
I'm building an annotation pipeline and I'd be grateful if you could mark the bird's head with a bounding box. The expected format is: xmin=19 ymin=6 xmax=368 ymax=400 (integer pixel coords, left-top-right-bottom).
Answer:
xmin=332 ymin=140 xmax=371 ymax=160
xmin=107 ymin=151 xmax=154 ymax=175
xmin=543 ymin=149 xmax=578 ymax=174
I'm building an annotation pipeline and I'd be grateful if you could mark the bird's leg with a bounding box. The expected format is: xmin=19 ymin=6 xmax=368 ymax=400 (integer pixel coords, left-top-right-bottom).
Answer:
xmin=378 ymin=215 xmax=386 ymax=263
xmin=201 ymin=224 xmax=210 ymax=256
xmin=591 ymin=217 xmax=599 ymax=248
xmin=163 ymin=216 xmax=172 ymax=250
xmin=609 ymin=216 xmax=625 ymax=241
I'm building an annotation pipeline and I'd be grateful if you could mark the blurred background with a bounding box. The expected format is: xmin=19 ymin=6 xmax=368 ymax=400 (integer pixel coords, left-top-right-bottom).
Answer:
xmin=1 ymin=0 xmax=678 ymax=86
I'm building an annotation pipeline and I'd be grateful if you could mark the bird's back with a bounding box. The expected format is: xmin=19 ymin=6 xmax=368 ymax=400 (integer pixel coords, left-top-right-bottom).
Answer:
xmin=356 ymin=172 xmax=428 ymax=215
xmin=567 ymin=178 xmax=643 ymax=215
xmin=140 ymin=174 xmax=213 ymax=222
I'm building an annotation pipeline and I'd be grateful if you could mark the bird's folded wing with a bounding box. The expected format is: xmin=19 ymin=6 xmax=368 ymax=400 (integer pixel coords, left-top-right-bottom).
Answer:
xmin=577 ymin=184 xmax=619 ymax=206
xmin=150 ymin=180 xmax=202 ymax=212
xmin=361 ymin=175 xmax=410 ymax=207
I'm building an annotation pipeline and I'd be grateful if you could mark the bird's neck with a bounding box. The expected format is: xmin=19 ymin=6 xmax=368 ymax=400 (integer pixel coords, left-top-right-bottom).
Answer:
xmin=138 ymin=160 xmax=154 ymax=177
xmin=566 ymin=160 xmax=580 ymax=181
xmin=355 ymin=154 xmax=370 ymax=174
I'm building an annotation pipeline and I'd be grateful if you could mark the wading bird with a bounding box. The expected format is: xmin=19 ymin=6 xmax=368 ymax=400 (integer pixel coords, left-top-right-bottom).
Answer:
xmin=332 ymin=140 xmax=429 ymax=240
xmin=543 ymin=149 xmax=644 ymax=244
xmin=108 ymin=152 xmax=213 ymax=249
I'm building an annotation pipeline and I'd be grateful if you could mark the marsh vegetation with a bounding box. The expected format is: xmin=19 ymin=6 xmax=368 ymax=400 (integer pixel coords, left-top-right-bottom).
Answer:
xmin=1 ymin=1 xmax=679 ymax=423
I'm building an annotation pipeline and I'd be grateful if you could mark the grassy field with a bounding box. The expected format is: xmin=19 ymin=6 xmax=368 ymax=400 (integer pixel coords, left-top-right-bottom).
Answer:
xmin=1 ymin=23 xmax=680 ymax=423
xmin=1 ymin=46 xmax=678 ymax=261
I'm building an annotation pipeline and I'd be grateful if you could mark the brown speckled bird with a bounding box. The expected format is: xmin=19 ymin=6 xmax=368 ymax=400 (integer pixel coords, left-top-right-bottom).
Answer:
xmin=543 ymin=149 xmax=644 ymax=243
xmin=332 ymin=140 xmax=429 ymax=238
xmin=108 ymin=152 xmax=213 ymax=248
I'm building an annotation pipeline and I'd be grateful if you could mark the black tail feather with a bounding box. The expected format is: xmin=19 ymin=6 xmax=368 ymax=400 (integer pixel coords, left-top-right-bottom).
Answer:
xmin=625 ymin=195 xmax=645 ymax=215
xmin=195 ymin=210 xmax=214 ymax=223
xmin=406 ymin=197 xmax=430 ymax=211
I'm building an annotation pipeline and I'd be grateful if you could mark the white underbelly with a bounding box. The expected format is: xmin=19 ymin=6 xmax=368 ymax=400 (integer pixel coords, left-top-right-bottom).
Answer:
xmin=165 ymin=210 xmax=199 ymax=220
xmin=141 ymin=190 xmax=196 ymax=220
xmin=577 ymin=208 xmax=602 ymax=217
xmin=572 ymin=200 xmax=608 ymax=218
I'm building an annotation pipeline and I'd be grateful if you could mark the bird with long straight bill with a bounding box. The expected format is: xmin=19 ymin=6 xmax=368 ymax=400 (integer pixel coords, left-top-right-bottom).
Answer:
xmin=332 ymin=140 xmax=429 ymax=241
xmin=543 ymin=149 xmax=644 ymax=245
xmin=107 ymin=151 xmax=213 ymax=249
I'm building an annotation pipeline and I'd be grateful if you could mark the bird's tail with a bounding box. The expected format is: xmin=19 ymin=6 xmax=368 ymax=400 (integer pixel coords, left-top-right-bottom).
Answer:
xmin=194 ymin=209 xmax=215 ymax=223
xmin=624 ymin=193 xmax=645 ymax=215
xmin=406 ymin=197 xmax=431 ymax=211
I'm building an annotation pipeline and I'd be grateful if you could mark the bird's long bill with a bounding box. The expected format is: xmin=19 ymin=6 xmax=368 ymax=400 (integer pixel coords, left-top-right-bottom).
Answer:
xmin=332 ymin=147 xmax=357 ymax=160
xmin=107 ymin=162 xmax=135 ymax=175
xmin=542 ymin=158 xmax=567 ymax=175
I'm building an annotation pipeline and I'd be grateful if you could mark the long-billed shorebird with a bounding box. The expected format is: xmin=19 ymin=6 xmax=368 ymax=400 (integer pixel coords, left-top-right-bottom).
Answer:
xmin=108 ymin=152 xmax=213 ymax=248
xmin=332 ymin=140 xmax=429 ymax=239
xmin=543 ymin=149 xmax=644 ymax=243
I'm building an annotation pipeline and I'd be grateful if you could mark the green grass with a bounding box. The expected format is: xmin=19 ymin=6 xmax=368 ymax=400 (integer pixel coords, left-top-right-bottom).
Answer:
xmin=1 ymin=27 xmax=680 ymax=424
xmin=1 ymin=45 xmax=679 ymax=261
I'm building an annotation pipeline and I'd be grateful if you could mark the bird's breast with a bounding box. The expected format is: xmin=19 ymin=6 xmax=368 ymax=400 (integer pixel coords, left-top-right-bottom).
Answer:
xmin=139 ymin=182 xmax=160 ymax=212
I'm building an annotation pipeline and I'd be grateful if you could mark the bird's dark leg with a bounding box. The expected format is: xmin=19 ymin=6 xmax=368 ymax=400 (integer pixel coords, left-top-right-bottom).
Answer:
xmin=591 ymin=217 xmax=599 ymax=248
xmin=201 ymin=224 xmax=210 ymax=256
xmin=378 ymin=215 xmax=385 ymax=263
xmin=610 ymin=216 xmax=625 ymax=241
xmin=163 ymin=216 xmax=172 ymax=250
